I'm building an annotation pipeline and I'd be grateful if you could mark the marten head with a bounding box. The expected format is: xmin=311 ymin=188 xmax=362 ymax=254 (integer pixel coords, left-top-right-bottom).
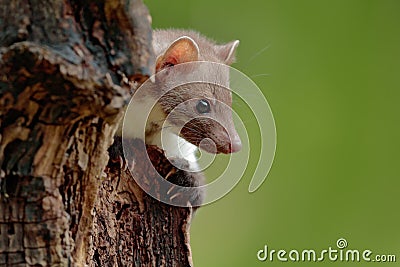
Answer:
xmin=153 ymin=34 xmax=241 ymax=154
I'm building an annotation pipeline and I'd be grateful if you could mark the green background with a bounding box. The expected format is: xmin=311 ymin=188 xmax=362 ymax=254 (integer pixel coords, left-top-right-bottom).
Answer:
xmin=144 ymin=1 xmax=400 ymax=266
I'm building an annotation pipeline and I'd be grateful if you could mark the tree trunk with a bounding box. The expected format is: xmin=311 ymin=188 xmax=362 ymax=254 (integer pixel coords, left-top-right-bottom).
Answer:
xmin=0 ymin=1 xmax=194 ymax=266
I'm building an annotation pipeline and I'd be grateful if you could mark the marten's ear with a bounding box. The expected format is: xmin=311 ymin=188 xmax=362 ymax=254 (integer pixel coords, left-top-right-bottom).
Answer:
xmin=217 ymin=40 xmax=240 ymax=65
xmin=156 ymin=36 xmax=199 ymax=72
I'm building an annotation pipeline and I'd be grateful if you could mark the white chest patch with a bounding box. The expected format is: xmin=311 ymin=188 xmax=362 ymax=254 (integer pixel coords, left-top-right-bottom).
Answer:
xmin=161 ymin=133 xmax=200 ymax=171
xmin=122 ymin=96 xmax=200 ymax=171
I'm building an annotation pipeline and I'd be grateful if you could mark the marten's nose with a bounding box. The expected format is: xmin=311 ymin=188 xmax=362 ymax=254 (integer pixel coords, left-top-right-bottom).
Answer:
xmin=229 ymin=134 xmax=242 ymax=153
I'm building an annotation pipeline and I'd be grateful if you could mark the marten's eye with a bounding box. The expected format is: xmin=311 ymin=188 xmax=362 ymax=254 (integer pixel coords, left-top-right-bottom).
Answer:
xmin=196 ymin=99 xmax=211 ymax=114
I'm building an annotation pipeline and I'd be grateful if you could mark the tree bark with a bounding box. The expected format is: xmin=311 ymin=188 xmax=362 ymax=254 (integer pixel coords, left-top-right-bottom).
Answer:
xmin=0 ymin=1 xmax=194 ymax=266
xmin=92 ymin=139 xmax=194 ymax=267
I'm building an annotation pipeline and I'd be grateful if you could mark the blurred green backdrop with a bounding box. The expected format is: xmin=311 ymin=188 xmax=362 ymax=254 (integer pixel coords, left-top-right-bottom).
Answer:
xmin=144 ymin=1 xmax=400 ymax=266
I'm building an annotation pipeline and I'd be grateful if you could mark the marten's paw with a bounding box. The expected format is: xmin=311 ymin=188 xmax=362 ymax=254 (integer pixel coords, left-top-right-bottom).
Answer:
xmin=165 ymin=159 xmax=205 ymax=207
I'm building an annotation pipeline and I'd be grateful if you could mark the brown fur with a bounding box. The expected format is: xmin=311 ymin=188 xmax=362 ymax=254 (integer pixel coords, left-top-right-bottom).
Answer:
xmin=153 ymin=29 xmax=238 ymax=65
xmin=149 ymin=29 xmax=241 ymax=154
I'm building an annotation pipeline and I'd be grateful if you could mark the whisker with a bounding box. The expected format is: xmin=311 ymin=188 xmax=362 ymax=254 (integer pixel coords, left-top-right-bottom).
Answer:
xmin=245 ymin=43 xmax=271 ymax=67
xmin=250 ymin=73 xmax=271 ymax=78
xmin=229 ymin=43 xmax=271 ymax=90
xmin=181 ymin=125 xmax=204 ymax=136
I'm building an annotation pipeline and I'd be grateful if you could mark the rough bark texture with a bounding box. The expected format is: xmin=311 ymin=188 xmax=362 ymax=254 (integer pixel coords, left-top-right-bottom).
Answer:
xmin=91 ymin=139 xmax=193 ymax=267
xmin=0 ymin=1 xmax=194 ymax=266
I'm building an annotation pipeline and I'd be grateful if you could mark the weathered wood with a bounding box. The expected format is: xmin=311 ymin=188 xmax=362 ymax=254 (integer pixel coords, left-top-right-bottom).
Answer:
xmin=91 ymin=139 xmax=194 ymax=267
xmin=0 ymin=1 xmax=196 ymax=266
